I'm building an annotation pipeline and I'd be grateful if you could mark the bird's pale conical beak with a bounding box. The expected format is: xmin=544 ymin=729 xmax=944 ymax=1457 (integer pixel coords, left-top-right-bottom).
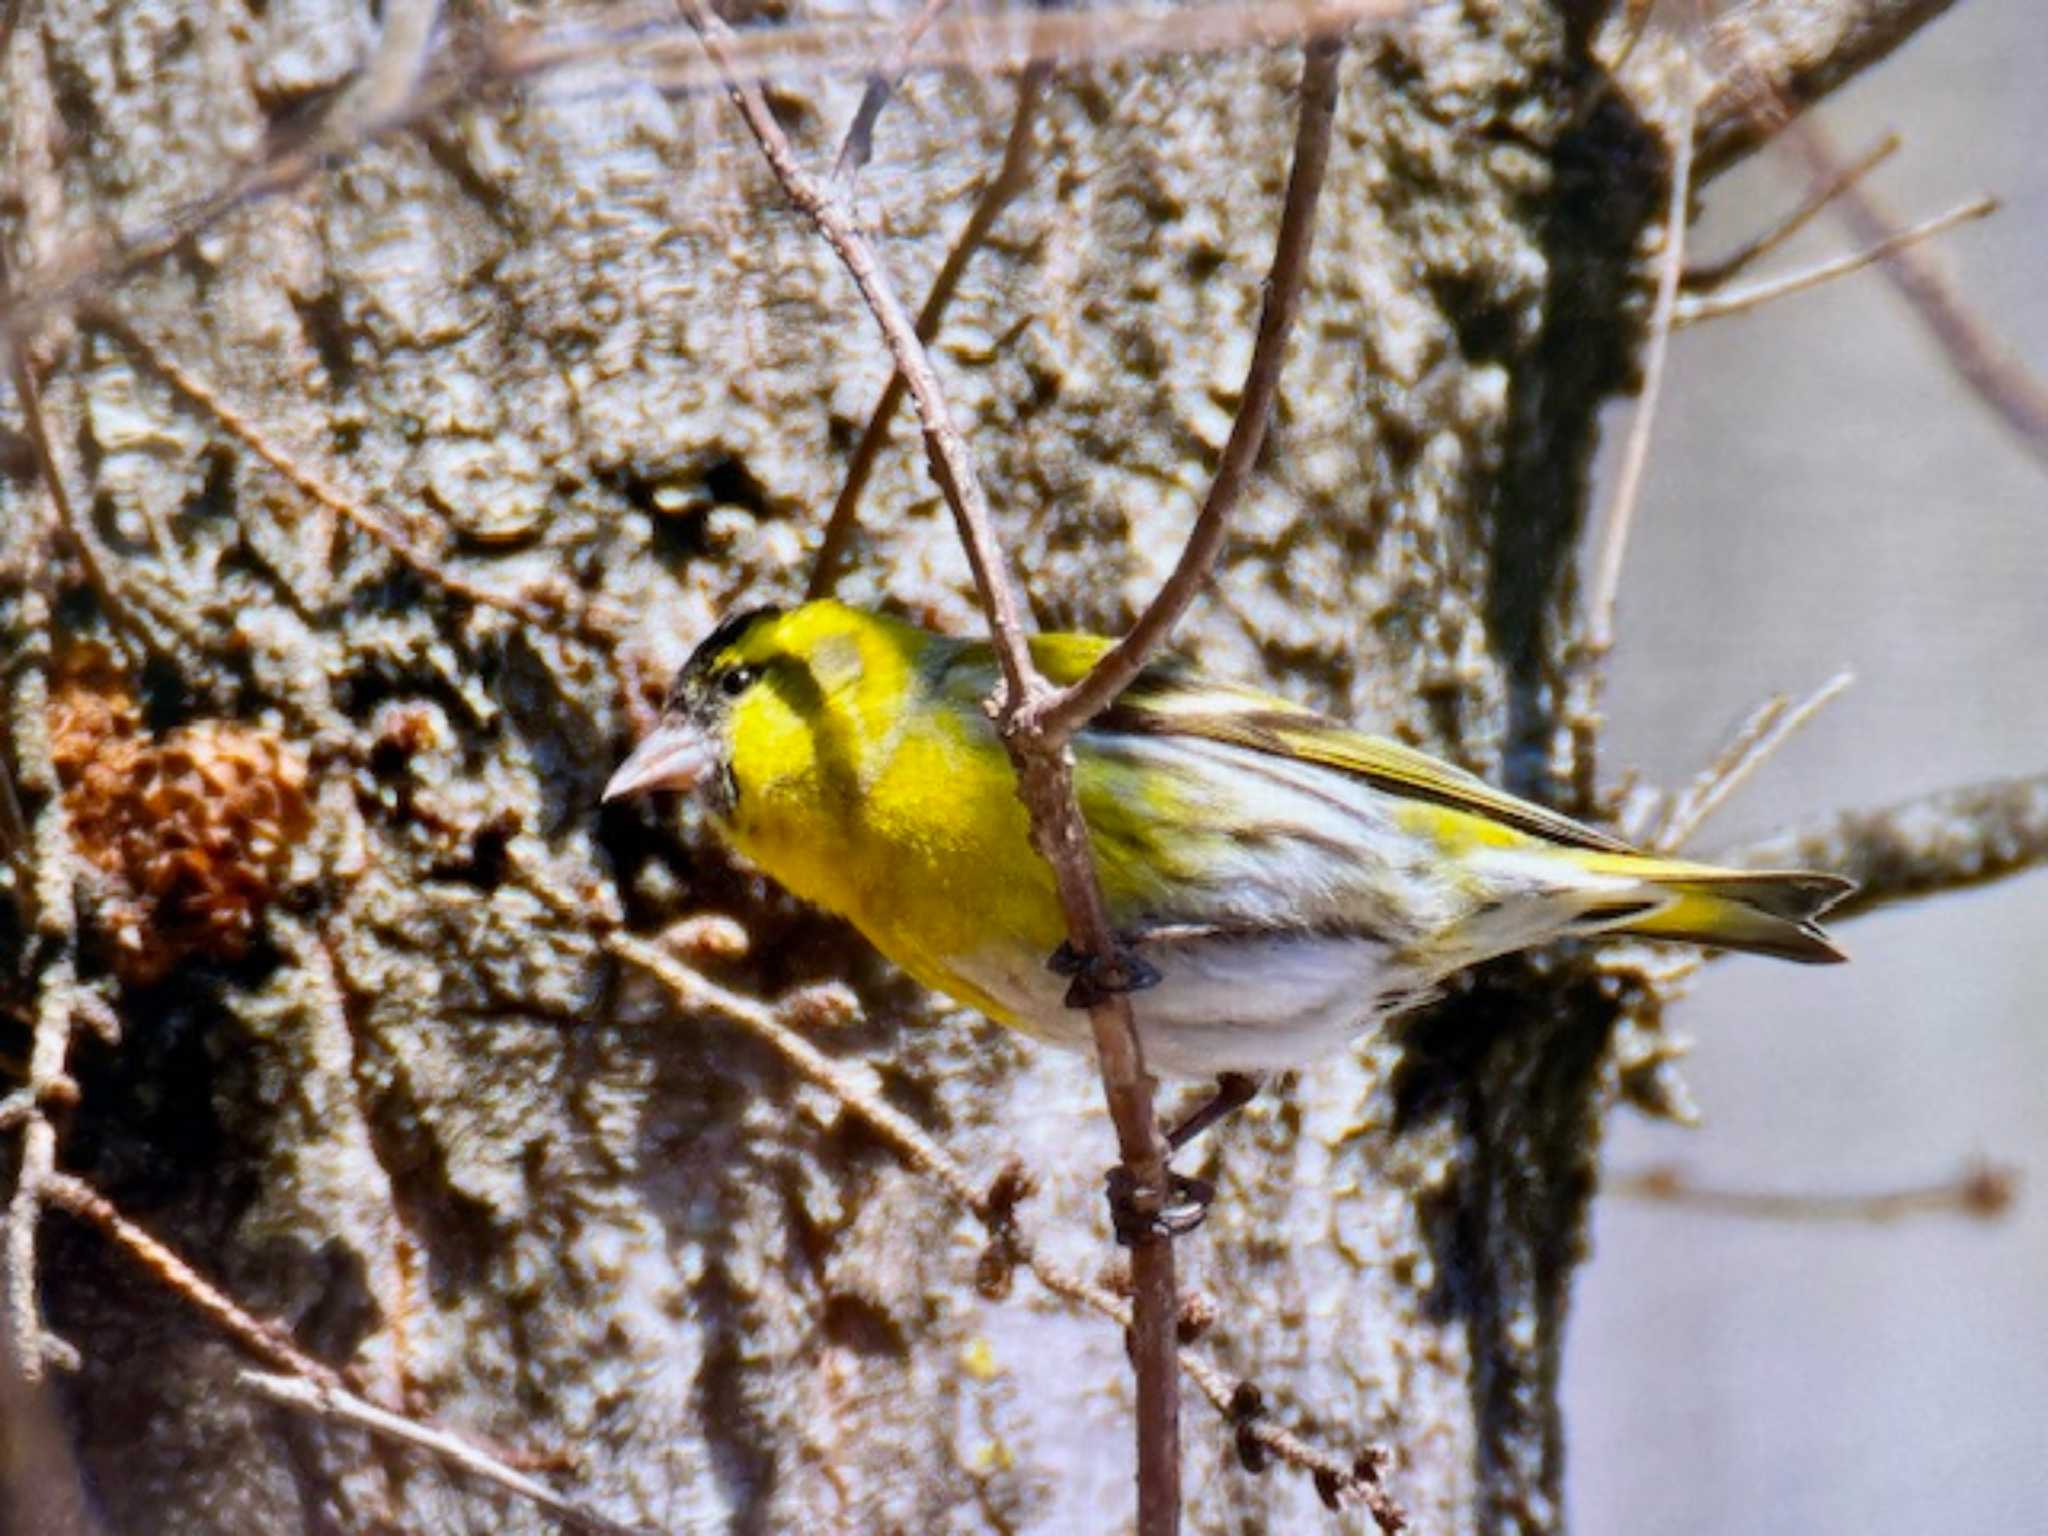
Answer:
xmin=604 ymin=721 xmax=717 ymax=802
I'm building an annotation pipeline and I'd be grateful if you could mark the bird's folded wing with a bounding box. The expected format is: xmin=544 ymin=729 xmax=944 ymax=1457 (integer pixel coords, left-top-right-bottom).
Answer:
xmin=1088 ymin=653 xmax=1632 ymax=855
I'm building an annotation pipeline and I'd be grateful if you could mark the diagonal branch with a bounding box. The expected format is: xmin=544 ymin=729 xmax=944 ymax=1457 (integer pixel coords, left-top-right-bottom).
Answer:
xmin=1690 ymin=0 xmax=1960 ymax=182
xmin=1778 ymin=121 xmax=2048 ymax=466
xmin=1584 ymin=49 xmax=1698 ymax=660
xmin=1692 ymin=11 xmax=2048 ymax=467
xmin=671 ymin=2 xmax=1183 ymax=1526
xmin=1021 ymin=37 xmax=1344 ymax=741
xmin=1651 ymin=671 xmax=1852 ymax=852
xmin=87 ymin=305 xmax=624 ymax=645
xmin=1680 ymin=128 xmax=1896 ymax=291
xmin=1722 ymin=769 xmax=2048 ymax=919
xmin=39 ymin=1173 xmax=351 ymax=1390
xmin=1672 ymin=194 xmax=1996 ymax=328
xmin=517 ymin=862 xmax=1403 ymax=1528
xmin=238 ymin=1370 xmax=644 ymax=1536
xmin=811 ymin=59 xmax=1052 ymax=599
xmin=39 ymin=1174 xmax=639 ymax=1536
xmin=831 ymin=0 xmax=959 ymax=185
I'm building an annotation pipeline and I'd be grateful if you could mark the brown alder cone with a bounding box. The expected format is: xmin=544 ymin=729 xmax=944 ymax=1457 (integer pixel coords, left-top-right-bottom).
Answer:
xmin=50 ymin=655 xmax=312 ymax=985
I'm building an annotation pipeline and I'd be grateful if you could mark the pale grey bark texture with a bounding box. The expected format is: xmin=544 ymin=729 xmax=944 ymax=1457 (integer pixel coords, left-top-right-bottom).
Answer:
xmin=0 ymin=1 xmax=1970 ymax=1533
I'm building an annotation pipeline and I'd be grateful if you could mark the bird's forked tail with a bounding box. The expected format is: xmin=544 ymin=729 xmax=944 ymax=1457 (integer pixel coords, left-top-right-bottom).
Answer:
xmin=1564 ymin=853 xmax=1855 ymax=964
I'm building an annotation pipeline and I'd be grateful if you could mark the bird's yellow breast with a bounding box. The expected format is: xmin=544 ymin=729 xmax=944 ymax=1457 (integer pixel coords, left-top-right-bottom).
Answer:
xmin=716 ymin=618 xmax=1067 ymax=1023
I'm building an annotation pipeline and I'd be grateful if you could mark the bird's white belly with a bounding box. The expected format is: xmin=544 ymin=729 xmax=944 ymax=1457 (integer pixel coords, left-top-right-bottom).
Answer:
xmin=956 ymin=931 xmax=1411 ymax=1079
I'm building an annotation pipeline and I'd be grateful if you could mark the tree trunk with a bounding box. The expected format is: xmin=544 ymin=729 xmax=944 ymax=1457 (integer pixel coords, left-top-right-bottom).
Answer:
xmin=0 ymin=1 xmax=1963 ymax=1531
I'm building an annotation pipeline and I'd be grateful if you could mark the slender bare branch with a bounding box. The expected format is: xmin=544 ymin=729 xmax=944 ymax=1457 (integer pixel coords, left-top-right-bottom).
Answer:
xmin=1 ymin=259 xmax=148 ymax=647
xmin=1584 ymin=52 xmax=1698 ymax=660
xmin=1610 ymin=1159 xmax=2019 ymax=1223
xmin=1723 ymin=769 xmax=2048 ymax=918
xmin=678 ymin=0 xmax=1036 ymax=692
xmin=1653 ymin=671 xmax=1852 ymax=852
xmin=811 ymin=60 xmax=1051 ymax=600
xmin=671 ymin=2 xmax=1184 ymax=1523
xmin=1782 ymin=122 xmax=2048 ymax=465
xmin=88 ymin=306 xmax=622 ymax=644
xmin=32 ymin=1165 xmax=638 ymax=1536
xmin=510 ymin=854 xmax=1401 ymax=1530
xmin=239 ymin=1370 xmax=644 ymax=1536
xmin=1693 ymin=19 xmax=2048 ymax=467
xmin=1023 ymin=38 xmax=1343 ymax=740
xmin=0 ymin=0 xmax=1415 ymax=348
xmin=39 ymin=1172 xmax=347 ymax=1388
xmin=1674 ymin=194 xmax=1996 ymax=327
xmin=1681 ymin=129 xmax=1897 ymax=291
xmin=832 ymin=0 xmax=958 ymax=186
xmin=1691 ymin=0 xmax=1960 ymax=181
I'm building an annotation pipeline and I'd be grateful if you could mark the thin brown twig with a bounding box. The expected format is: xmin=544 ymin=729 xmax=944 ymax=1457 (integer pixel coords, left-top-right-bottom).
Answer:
xmin=672 ymin=2 xmax=1187 ymax=1521
xmin=1584 ymin=48 xmax=1698 ymax=660
xmin=1610 ymin=1159 xmax=2020 ymax=1223
xmin=1 ymin=257 xmax=143 ymax=644
xmin=1724 ymin=768 xmax=2048 ymax=921
xmin=1652 ymin=670 xmax=1852 ymax=852
xmin=831 ymin=0 xmax=959 ymax=185
xmin=87 ymin=306 xmax=622 ymax=644
xmin=1696 ymin=25 xmax=2048 ymax=468
xmin=678 ymin=0 xmax=1036 ymax=686
xmin=38 ymin=1170 xmax=637 ymax=1535
xmin=1681 ymin=129 xmax=1898 ymax=291
xmin=238 ymin=1370 xmax=645 ymax=1536
xmin=1020 ymin=39 xmax=1343 ymax=741
xmin=0 ymin=0 xmax=1416 ymax=350
xmin=530 ymin=882 xmax=1402 ymax=1528
xmin=1674 ymin=194 xmax=1997 ymax=327
xmin=38 ymin=1172 xmax=348 ymax=1388
xmin=811 ymin=59 xmax=1051 ymax=599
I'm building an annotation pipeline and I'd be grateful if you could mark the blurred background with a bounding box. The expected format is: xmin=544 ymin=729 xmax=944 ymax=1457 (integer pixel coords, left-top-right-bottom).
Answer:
xmin=1569 ymin=3 xmax=2048 ymax=1532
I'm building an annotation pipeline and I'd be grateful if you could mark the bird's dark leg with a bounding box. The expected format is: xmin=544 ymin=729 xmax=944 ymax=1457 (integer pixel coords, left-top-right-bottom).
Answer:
xmin=1104 ymin=1165 xmax=1214 ymax=1245
xmin=1165 ymin=1072 xmax=1263 ymax=1152
xmin=1047 ymin=936 xmax=1162 ymax=1009
xmin=1048 ymin=935 xmax=1202 ymax=1242
xmin=1101 ymin=1075 xmax=1262 ymax=1243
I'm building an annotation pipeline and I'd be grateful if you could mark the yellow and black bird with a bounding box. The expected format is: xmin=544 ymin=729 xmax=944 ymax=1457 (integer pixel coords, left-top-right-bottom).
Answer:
xmin=607 ymin=601 xmax=1850 ymax=1132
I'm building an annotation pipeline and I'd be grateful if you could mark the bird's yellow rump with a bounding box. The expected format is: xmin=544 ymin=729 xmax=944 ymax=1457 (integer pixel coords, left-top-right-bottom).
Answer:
xmin=606 ymin=601 xmax=1850 ymax=1082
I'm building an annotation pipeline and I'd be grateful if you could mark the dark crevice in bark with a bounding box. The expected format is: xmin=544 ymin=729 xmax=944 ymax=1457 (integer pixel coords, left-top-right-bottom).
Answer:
xmin=1400 ymin=957 xmax=1617 ymax=1533
xmin=1484 ymin=64 xmax=1661 ymax=803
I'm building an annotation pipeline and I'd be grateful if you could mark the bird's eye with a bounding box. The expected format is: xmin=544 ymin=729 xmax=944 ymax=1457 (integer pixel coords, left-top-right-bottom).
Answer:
xmin=720 ymin=665 xmax=756 ymax=698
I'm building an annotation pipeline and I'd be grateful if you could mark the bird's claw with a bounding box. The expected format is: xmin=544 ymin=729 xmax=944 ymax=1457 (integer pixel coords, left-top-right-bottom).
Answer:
xmin=1105 ymin=1165 xmax=1215 ymax=1246
xmin=1048 ymin=938 xmax=1161 ymax=1010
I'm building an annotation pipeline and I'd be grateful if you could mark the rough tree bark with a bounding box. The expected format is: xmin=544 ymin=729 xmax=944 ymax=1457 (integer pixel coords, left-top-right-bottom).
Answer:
xmin=0 ymin=1 xmax=1989 ymax=1532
